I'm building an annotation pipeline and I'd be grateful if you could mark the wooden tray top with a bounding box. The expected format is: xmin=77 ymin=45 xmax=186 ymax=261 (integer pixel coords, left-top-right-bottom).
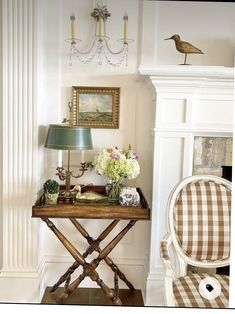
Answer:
xmin=32 ymin=185 xmax=150 ymax=220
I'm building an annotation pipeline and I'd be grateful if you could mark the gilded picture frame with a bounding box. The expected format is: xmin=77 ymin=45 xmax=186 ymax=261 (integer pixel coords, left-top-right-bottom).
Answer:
xmin=71 ymin=86 xmax=120 ymax=129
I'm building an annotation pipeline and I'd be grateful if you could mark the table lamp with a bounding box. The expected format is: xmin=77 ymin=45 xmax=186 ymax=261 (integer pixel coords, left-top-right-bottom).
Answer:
xmin=45 ymin=124 xmax=93 ymax=200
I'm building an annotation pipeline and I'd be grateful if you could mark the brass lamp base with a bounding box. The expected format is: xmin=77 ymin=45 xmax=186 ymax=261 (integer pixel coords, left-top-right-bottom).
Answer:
xmin=56 ymin=159 xmax=89 ymax=204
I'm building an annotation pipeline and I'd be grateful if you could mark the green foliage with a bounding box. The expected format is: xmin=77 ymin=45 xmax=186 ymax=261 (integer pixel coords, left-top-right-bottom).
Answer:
xmin=43 ymin=179 xmax=60 ymax=194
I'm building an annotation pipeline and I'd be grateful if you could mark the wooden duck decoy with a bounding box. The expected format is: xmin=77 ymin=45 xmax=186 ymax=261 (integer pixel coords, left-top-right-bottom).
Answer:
xmin=165 ymin=34 xmax=204 ymax=65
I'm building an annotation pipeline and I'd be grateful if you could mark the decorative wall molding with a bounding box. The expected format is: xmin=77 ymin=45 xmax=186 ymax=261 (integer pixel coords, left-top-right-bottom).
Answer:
xmin=0 ymin=0 xmax=41 ymax=302
xmin=139 ymin=64 xmax=233 ymax=306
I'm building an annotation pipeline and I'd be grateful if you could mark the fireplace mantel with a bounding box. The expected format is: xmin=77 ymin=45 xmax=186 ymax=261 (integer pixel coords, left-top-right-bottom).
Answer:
xmin=140 ymin=64 xmax=234 ymax=306
xmin=139 ymin=65 xmax=234 ymax=94
xmin=139 ymin=65 xmax=234 ymax=79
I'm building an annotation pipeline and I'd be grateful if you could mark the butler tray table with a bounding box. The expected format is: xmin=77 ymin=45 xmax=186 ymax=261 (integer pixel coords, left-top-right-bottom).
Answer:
xmin=32 ymin=185 xmax=150 ymax=305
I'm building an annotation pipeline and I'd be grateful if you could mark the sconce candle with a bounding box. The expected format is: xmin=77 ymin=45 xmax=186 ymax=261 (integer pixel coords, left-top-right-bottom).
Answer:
xmin=99 ymin=16 xmax=104 ymax=41
xmin=70 ymin=15 xmax=76 ymax=43
xmin=123 ymin=14 xmax=128 ymax=44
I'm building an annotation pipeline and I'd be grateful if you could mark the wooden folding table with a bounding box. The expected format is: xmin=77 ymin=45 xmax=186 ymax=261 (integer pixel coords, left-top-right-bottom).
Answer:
xmin=32 ymin=185 xmax=150 ymax=305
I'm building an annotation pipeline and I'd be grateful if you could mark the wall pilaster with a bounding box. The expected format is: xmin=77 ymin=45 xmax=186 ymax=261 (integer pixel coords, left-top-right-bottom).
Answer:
xmin=0 ymin=0 xmax=42 ymax=302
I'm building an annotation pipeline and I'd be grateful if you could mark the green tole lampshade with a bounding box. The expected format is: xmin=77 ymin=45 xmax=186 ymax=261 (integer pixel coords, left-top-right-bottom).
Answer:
xmin=45 ymin=124 xmax=93 ymax=151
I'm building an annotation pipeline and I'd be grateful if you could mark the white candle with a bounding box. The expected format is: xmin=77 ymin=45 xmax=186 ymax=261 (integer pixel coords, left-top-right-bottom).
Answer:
xmin=58 ymin=151 xmax=63 ymax=167
xmin=123 ymin=14 xmax=128 ymax=44
xmin=70 ymin=15 xmax=76 ymax=42
xmin=98 ymin=16 xmax=104 ymax=41
xmin=81 ymin=150 xmax=85 ymax=163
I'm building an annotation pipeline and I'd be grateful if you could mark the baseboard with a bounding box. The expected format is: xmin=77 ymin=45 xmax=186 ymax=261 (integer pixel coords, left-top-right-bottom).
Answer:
xmin=141 ymin=253 xmax=150 ymax=304
xmin=0 ymin=256 xmax=46 ymax=303
xmin=0 ymin=256 xmax=159 ymax=305
xmin=37 ymin=256 xmax=47 ymax=302
xmin=145 ymin=266 xmax=165 ymax=306
xmin=0 ymin=254 xmax=149 ymax=304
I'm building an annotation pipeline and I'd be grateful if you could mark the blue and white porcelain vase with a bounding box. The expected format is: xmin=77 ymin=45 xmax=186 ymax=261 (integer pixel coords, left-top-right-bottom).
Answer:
xmin=119 ymin=187 xmax=140 ymax=207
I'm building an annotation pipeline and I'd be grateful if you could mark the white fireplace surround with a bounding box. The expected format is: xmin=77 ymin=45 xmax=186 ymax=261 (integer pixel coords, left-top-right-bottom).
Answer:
xmin=139 ymin=65 xmax=234 ymax=306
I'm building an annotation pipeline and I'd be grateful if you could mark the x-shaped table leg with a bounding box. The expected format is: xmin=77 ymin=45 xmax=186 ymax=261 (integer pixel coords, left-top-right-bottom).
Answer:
xmin=42 ymin=218 xmax=136 ymax=305
xmin=50 ymin=218 xmax=135 ymax=293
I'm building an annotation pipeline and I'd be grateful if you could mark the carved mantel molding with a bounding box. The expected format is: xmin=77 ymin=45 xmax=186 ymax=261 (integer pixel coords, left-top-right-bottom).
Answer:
xmin=139 ymin=65 xmax=234 ymax=93
xmin=139 ymin=64 xmax=234 ymax=78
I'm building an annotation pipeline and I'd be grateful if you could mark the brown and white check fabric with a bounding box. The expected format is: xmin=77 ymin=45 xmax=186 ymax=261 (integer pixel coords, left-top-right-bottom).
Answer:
xmin=160 ymin=240 xmax=170 ymax=261
xmin=173 ymin=273 xmax=229 ymax=308
xmin=173 ymin=180 xmax=231 ymax=262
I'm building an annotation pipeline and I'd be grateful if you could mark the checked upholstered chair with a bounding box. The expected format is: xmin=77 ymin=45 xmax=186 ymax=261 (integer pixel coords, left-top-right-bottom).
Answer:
xmin=160 ymin=175 xmax=231 ymax=308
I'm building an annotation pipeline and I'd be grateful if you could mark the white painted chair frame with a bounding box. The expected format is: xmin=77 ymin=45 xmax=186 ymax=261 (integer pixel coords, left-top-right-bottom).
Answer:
xmin=160 ymin=175 xmax=231 ymax=307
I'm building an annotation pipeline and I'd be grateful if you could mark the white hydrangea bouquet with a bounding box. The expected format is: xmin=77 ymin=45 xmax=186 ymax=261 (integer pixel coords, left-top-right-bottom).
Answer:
xmin=94 ymin=145 xmax=140 ymax=200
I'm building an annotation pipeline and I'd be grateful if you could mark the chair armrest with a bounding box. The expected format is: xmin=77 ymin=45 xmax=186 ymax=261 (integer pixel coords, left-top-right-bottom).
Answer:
xmin=160 ymin=233 xmax=175 ymax=306
xmin=160 ymin=233 xmax=174 ymax=276
xmin=160 ymin=233 xmax=172 ymax=261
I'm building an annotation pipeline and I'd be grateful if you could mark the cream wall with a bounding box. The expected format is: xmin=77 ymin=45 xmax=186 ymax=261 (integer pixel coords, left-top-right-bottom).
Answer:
xmin=37 ymin=0 xmax=154 ymax=297
xmin=141 ymin=1 xmax=235 ymax=66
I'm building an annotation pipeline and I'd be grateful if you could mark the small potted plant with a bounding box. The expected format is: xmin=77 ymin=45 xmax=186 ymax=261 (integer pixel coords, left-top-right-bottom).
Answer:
xmin=43 ymin=179 xmax=60 ymax=204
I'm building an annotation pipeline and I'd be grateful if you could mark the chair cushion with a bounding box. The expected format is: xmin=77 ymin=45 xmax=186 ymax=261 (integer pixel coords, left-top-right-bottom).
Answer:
xmin=173 ymin=273 xmax=229 ymax=308
xmin=174 ymin=180 xmax=231 ymax=262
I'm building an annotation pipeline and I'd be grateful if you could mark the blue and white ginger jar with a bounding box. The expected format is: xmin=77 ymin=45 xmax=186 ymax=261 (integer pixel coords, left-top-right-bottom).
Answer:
xmin=119 ymin=187 xmax=140 ymax=207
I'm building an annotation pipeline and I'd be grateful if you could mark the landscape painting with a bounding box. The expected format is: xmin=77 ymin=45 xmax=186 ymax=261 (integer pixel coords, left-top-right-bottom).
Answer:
xmin=71 ymin=86 xmax=120 ymax=128
xmin=79 ymin=93 xmax=113 ymax=122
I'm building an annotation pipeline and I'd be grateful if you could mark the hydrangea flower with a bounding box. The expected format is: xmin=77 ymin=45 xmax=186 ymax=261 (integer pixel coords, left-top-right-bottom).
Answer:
xmin=94 ymin=145 xmax=140 ymax=183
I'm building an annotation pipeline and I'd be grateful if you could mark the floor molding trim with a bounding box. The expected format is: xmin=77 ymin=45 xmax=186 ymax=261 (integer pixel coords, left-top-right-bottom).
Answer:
xmin=145 ymin=266 xmax=165 ymax=306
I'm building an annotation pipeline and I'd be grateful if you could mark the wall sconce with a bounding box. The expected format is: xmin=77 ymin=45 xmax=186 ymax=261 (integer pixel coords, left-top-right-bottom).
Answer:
xmin=65 ymin=0 xmax=133 ymax=67
xmin=45 ymin=124 xmax=93 ymax=202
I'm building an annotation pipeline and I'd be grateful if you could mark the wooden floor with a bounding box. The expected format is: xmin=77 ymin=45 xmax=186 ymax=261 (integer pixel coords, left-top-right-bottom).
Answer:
xmin=41 ymin=287 xmax=144 ymax=306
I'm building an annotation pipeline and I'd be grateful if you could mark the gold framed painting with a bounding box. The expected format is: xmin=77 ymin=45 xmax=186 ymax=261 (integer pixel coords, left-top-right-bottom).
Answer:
xmin=71 ymin=86 xmax=120 ymax=129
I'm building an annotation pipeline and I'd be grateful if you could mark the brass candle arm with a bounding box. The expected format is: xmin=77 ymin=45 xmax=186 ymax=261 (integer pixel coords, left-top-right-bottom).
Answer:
xmin=62 ymin=102 xmax=73 ymax=124
xmin=56 ymin=163 xmax=88 ymax=181
xmin=56 ymin=161 xmax=94 ymax=199
xmin=56 ymin=163 xmax=88 ymax=195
